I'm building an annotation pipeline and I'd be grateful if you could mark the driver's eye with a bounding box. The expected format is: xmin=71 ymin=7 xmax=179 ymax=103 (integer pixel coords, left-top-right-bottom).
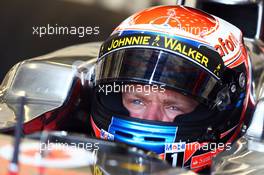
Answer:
xmin=167 ymin=106 xmax=179 ymax=111
xmin=132 ymin=99 xmax=144 ymax=105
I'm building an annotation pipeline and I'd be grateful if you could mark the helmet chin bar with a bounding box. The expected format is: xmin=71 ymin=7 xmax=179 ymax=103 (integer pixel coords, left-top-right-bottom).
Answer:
xmin=108 ymin=117 xmax=178 ymax=154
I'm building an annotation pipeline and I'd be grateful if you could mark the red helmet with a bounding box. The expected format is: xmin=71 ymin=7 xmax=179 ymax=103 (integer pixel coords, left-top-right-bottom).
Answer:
xmin=90 ymin=5 xmax=255 ymax=172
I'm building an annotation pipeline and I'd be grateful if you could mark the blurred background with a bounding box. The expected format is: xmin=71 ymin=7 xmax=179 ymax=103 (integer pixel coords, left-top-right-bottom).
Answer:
xmin=0 ymin=0 xmax=262 ymax=82
xmin=0 ymin=0 xmax=197 ymax=82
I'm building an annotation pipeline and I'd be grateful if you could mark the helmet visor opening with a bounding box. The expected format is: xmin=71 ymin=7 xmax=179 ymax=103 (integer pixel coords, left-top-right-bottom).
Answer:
xmin=95 ymin=48 xmax=219 ymax=104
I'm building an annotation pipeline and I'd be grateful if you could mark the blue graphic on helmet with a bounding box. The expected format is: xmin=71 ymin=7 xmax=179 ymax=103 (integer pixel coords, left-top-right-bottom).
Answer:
xmin=108 ymin=117 xmax=177 ymax=154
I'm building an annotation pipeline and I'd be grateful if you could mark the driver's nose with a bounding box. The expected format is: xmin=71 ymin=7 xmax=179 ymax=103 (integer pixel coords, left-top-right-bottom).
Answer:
xmin=142 ymin=103 xmax=163 ymax=121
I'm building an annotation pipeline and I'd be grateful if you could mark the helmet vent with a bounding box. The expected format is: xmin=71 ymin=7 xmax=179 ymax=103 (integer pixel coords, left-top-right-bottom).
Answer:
xmin=115 ymin=130 xmax=133 ymax=138
xmin=144 ymin=137 xmax=165 ymax=142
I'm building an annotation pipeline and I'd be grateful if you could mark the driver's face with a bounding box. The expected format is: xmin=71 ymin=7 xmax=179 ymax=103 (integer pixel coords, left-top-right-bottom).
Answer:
xmin=122 ymin=84 xmax=199 ymax=122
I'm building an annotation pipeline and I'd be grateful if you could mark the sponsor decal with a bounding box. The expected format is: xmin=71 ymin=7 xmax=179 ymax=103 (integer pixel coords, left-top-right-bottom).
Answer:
xmin=214 ymin=33 xmax=239 ymax=58
xmin=165 ymin=142 xmax=186 ymax=153
xmin=165 ymin=142 xmax=186 ymax=168
xmin=100 ymin=33 xmax=224 ymax=79
xmin=100 ymin=129 xmax=114 ymax=141
xmin=191 ymin=150 xmax=218 ymax=169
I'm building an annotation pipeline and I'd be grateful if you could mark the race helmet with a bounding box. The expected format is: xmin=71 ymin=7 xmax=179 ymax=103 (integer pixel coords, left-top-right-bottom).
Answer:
xmin=90 ymin=5 xmax=255 ymax=172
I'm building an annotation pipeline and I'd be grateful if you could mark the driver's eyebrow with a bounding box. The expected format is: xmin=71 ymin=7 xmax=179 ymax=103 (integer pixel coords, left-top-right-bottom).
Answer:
xmin=124 ymin=92 xmax=150 ymax=102
xmin=163 ymin=99 xmax=179 ymax=105
xmin=163 ymin=98 xmax=186 ymax=109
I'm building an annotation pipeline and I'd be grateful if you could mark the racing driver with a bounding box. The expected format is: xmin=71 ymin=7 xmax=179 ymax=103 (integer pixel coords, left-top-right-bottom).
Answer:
xmin=89 ymin=5 xmax=255 ymax=173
